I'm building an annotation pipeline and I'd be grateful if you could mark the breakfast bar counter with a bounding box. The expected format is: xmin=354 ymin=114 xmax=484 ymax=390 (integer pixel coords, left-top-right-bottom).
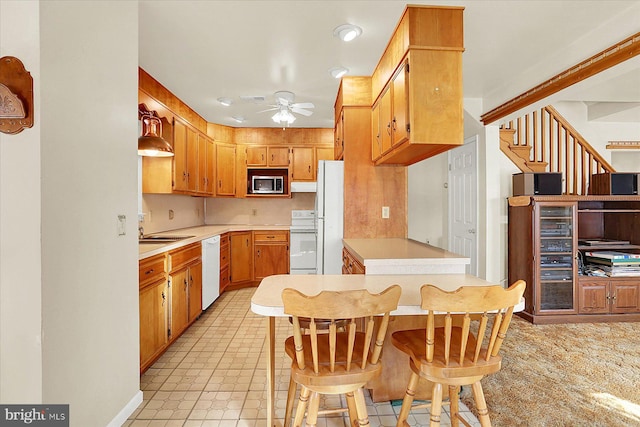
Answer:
xmin=252 ymin=273 xmax=516 ymax=426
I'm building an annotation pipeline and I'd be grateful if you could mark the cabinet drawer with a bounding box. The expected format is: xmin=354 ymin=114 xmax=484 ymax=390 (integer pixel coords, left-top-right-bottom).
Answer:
xmin=139 ymin=254 xmax=167 ymax=288
xmin=253 ymin=230 xmax=289 ymax=243
xmin=220 ymin=266 xmax=230 ymax=292
xmin=169 ymin=243 xmax=202 ymax=272
xmin=220 ymin=243 xmax=230 ymax=268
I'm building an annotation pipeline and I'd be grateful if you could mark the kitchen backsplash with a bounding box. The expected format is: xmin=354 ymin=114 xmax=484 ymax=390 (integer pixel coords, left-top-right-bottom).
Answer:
xmin=140 ymin=194 xmax=205 ymax=234
xmin=205 ymin=193 xmax=315 ymax=225
xmin=140 ymin=193 xmax=315 ymax=234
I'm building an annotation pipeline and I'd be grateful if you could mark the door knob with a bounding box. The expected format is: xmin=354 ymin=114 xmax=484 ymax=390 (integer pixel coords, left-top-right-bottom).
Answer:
xmin=468 ymin=229 xmax=476 ymax=234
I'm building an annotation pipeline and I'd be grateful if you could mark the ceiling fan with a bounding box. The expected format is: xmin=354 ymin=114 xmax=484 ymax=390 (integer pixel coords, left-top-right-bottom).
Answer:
xmin=257 ymin=91 xmax=315 ymax=124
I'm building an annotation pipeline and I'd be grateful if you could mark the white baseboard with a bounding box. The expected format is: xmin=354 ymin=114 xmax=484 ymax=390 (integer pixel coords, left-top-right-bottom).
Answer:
xmin=107 ymin=390 xmax=143 ymax=427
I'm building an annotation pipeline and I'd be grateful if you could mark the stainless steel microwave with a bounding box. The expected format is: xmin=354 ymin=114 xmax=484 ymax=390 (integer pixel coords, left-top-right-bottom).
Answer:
xmin=251 ymin=175 xmax=284 ymax=194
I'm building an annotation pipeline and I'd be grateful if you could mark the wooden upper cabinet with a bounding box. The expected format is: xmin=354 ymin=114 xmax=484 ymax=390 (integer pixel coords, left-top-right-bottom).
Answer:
xmin=370 ymin=5 xmax=464 ymax=166
xmin=198 ymin=134 xmax=215 ymax=195
xmin=246 ymin=146 xmax=267 ymax=166
xmin=268 ymin=146 xmax=290 ymax=167
xmin=173 ymin=119 xmax=189 ymax=192
xmin=391 ymin=61 xmax=409 ymax=147
xmin=291 ymin=147 xmax=315 ymax=181
xmin=316 ymin=147 xmax=334 ymax=163
xmin=186 ymin=126 xmax=198 ymax=193
xmin=216 ymin=143 xmax=236 ymax=196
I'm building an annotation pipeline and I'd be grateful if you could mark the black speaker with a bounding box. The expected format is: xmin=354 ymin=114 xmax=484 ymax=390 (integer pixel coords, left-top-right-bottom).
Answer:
xmin=589 ymin=173 xmax=639 ymax=195
xmin=512 ymin=173 xmax=563 ymax=196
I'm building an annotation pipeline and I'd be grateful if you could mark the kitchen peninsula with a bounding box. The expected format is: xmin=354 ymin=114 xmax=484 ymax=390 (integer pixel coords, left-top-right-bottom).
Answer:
xmin=343 ymin=238 xmax=470 ymax=275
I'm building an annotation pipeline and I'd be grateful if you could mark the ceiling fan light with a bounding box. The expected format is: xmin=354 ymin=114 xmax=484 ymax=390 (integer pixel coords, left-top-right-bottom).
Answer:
xmin=329 ymin=66 xmax=349 ymax=79
xmin=271 ymin=109 xmax=296 ymax=124
xmin=333 ymin=24 xmax=362 ymax=42
xmin=217 ymin=97 xmax=233 ymax=107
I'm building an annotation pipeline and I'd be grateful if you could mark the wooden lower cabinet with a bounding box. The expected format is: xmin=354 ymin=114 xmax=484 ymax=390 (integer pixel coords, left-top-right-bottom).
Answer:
xmin=139 ymin=253 xmax=169 ymax=373
xmin=168 ymin=243 xmax=202 ymax=340
xmin=254 ymin=231 xmax=289 ymax=281
xmin=230 ymin=231 xmax=253 ymax=285
xmin=579 ymin=278 xmax=640 ymax=314
xmin=342 ymin=247 xmax=365 ymax=274
xmin=219 ymin=233 xmax=230 ymax=294
xmin=139 ymin=254 xmax=169 ymax=372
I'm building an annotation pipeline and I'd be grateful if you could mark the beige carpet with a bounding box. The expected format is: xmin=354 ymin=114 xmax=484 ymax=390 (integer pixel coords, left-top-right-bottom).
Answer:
xmin=459 ymin=317 xmax=640 ymax=427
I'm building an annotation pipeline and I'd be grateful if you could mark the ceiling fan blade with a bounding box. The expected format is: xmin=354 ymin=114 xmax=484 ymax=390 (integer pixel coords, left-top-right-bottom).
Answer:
xmin=291 ymin=107 xmax=313 ymax=117
xmin=292 ymin=102 xmax=314 ymax=109
xmin=256 ymin=106 xmax=279 ymax=113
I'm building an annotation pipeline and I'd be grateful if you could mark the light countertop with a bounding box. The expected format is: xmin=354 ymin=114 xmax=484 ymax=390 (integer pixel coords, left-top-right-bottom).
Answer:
xmin=139 ymin=224 xmax=290 ymax=259
xmin=251 ymin=274 xmax=507 ymax=317
xmin=342 ymin=238 xmax=470 ymax=274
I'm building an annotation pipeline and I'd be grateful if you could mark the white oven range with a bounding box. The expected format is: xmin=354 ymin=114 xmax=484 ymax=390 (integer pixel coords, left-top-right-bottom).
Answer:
xmin=289 ymin=210 xmax=317 ymax=275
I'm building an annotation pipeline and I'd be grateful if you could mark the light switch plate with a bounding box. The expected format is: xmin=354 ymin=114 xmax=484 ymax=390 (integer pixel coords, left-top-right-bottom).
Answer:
xmin=382 ymin=206 xmax=390 ymax=219
xmin=117 ymin=215 xmax=126 ymax=236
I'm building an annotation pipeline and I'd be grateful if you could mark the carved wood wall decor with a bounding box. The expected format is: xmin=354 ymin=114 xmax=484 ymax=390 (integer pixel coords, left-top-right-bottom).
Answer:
xmin=0 ymin=56 xmax=34 ymax=134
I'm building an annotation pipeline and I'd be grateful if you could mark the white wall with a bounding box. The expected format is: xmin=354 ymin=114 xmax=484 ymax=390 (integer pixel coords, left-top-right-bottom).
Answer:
xmin=611 ymin=151 xmax=640 ymax=172
xmin=0 ymin=0 xmax=43 ymax=402
xmin=407 ymin=154 xmax=448 ymax=247
xmin=37 ymin=1 xmax=139 ymax=425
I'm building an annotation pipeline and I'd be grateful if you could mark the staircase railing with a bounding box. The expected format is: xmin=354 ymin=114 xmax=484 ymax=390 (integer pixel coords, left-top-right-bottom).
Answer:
xmin=501 ymin=105 xmax=615 ymax=195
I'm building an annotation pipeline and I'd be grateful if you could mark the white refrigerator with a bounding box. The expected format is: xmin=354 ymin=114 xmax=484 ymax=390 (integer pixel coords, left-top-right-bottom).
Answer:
xmin=315 ymin=160 xmax=344 ymax=274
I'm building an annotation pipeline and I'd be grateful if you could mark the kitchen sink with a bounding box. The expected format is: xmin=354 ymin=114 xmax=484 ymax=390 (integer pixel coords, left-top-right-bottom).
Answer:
xmin=139 ymin=235 xmax=195 ymax=244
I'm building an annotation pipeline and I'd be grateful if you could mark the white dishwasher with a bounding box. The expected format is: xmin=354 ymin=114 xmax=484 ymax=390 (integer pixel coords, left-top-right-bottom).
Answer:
xmin=202 ymin=235 xmax=220 ymax=310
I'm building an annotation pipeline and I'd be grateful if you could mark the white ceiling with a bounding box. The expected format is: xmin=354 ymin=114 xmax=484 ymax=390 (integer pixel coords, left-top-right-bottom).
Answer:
xmin=139 ymin=0 xmax=640 ymax=128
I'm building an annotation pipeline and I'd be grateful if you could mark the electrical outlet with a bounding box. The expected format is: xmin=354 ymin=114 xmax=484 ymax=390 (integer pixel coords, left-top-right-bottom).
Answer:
xmin=252 ymin=209 xmax=258 ymax=216
xmin=382 ymin=206 xmax=390 ymax=219
xmin=169 ymin=209 xmax=174 ymax=220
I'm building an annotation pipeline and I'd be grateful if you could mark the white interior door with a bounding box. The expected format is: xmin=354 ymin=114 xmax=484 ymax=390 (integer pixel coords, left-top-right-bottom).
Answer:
xmin=448 ymin=136 xmax=478 ymax=275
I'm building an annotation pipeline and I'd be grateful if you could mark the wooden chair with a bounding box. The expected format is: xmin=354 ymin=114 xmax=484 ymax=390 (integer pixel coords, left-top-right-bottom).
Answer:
xmin=391 ymin=280 xmax=526 ymax=427
xmin=282 ymin=285 xmax=401 ymax=427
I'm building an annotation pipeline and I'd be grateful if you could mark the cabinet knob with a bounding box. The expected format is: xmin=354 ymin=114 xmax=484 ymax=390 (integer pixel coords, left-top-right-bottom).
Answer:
xmin=162 ymin=291 xmax=165 ymax=306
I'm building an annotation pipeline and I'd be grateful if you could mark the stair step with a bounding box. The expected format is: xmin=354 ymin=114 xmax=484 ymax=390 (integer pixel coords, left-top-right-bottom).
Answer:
xmin=510 ymin=145 xmax=532 ymax=156
xmin=525 ymin=161 xmax=548 ymax=172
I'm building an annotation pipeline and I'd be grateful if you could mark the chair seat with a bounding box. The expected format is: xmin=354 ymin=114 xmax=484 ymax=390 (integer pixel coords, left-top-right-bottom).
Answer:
xmin=392 ymin=328 xmax=502 ymax=381
xmin=285 ymin=333 xmax=382 ymax=390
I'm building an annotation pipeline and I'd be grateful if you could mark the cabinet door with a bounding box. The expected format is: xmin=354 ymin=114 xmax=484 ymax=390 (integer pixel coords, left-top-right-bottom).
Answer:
xmin=216 ymin=143 xmax=236 ymax=196
xmin=371 ymin=101 xmax=382 ymax=161
xmin=268 ymin=147 xmax=290 ymax=167
xmin=291 ymin=147 xmax=315 ymax=181
xmin=204 ymin=136 xmax=215 ymax=195
xmin=188 ymin=260 xmax=202 ymax=322
xmin=230 ymin=232 xmax=253 ymax=283
xmin=391 ymin=61 xmax=409 ymax=146
xmin=379 ymin=86 xmax=392 ymax=155
xmin=186 ymin=126 xmax=198 ymax=192
xmin=578 ymin=280 xmax=608 ymax=314
xmin=173 ymin=119 xmax=189 ymax=192
xmin=247 ymin=146 xmax=267 ymax=166
xmin=170 ymin=268 xmax=190 ymax=338
xmin=611 ymin=281 xmax=640 ymax=314
xmin=334 ymin=111 xmax=344 ymax=160
xmin=316 ymin=147 xmax=334 ymax=163
xmin=254 ymin=244 xmax=289 ymax=281
xmin=139 ymin=278 xmax=168 ymax=370
xmin=535 ymin=203 xmax=577 ymax=314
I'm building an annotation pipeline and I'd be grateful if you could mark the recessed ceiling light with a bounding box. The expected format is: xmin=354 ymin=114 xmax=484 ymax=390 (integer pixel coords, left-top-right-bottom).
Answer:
xmin=333 ymin=24 xmax=362 ymax=42
xmin=231 ymin=116 xmax=245 ymax=123
xmin=329 ymin=66 xmax=349 ymax=79
xmin=217 ymin=97 xmax=233 ymax=107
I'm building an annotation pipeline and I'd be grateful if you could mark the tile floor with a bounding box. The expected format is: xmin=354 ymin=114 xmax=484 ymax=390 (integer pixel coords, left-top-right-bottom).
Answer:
xmin=126 ymin=288 xmax=481 ymax=427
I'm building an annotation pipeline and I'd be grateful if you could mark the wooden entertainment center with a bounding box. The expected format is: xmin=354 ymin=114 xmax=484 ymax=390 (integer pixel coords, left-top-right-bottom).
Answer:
xmin=508 ymin=195 xmax=640 ymax=324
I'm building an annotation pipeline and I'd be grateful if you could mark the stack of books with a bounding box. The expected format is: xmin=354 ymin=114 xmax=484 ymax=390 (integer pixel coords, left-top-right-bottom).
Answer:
xmin=585 ymin=251 xmax=640 ymax=277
